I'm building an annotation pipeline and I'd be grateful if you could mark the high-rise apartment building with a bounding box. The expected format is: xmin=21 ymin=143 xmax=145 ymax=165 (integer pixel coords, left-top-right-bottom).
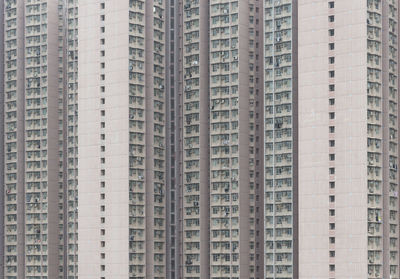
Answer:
xmin=165 ymin=1 xmax=180 ymax=278
xmin=181 ymin=0 xmax=210 ymax=278
xmin=298 ymin=0 xmax=399 ymax=278
xmin=63 ymin=0 xmax=79 ymax=277
xmin=208 ymin=1 xmax=260 ymax=278
xmin=263 ymin=1 xmax=298 ymax=278
xmin=1 ymin=1 xmax=400 ymax=279
xmin=78 ymin=0 xmax=166 ymax=278
xmin=3 ymin=0 xmax=65 ymax=278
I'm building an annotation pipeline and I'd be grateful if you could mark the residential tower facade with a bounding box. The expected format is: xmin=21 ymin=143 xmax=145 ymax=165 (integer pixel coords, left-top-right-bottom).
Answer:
xmin=0 ymin=1 xmax=399 ymax=279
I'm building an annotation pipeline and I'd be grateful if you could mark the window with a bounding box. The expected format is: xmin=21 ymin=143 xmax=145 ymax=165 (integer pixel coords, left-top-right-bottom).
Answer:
xmin=100 ymin=15 xmax=105 ymax=21
xmin=100 ymin=3 xmax=105 ymax=9
xmin=330 ymin=251 xmax=335 ymax=257
xmin=329 ymin=196 xmax=335 ymax=202
xmin=329 ymin=29 xmax=335 ymax=36
xmin=329 ymin=84 xmax=335 ymax=91
xmin=330 ymin=182 xmax=335 ymax=189
xmin=329 ymin=71 xmax=335 ymax=78
xmin=101 ymin=110 xmax=105 ymax=116
xmin=101 ymin=193 xmax=105 ymax=200
xmin=329 ymin=265 xmax=335 ymax=272
xmin=329 ymin=126 xmax=335 ymax=133
xmin=100 ymin=27 xmax=105 ymax=33
xmin=329 ymin=43 xmax=335 ymax=50
xmin=329 ymin=57 xmax=335 ymax=64
xmin=329 ymin=140 xmax=335 ymax=147
xmin=329 ymin=237 xmax=335 ymax=244
xmin=329 ymin=98 xmax=335 ymax=105
xmin=329 ymin=209 xmax=335 ymax=216
xmin=329 ymin=154 xmax=335 ymax=161
xmin=329 ymin=168 xmax=335 ymax=174
xmin=329 ymin=112 xmax=335 ymax=119
xmin=329 ymin=223 xmax=335 ymax=230
xmin=328 ymin=2 xmax=334 ymax=8
xmin=329 ymin=15 xmax=334 ymax=22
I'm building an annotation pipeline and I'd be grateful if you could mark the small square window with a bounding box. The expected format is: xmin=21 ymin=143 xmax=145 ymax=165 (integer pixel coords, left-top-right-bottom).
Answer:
xmin=330 ymin=182 xmax=335 ymax=189
xmin=329 ymin=126 xmax=335 ymax=133
xmin=101 ymin=110 xmax=105 ymax=116
xmin=329 ymin=195 xmax=335 ymax=202
xmin=329 ymin=2 xmax=334 ymax=8
xmin=329 ymin=140 xmax=335 ymax=147
xmin=329 ymin=43 xmax=335 ymax=50
xmin=330 ymin=265 xmax=335 ymax=271
xmin=329 ymin=15 xmax=334 ymax=22
xmin=101 ymin=193 xmax=105 ymax=199
xmin=329 ymin=209 xmax=335 ymax=216
xmin=329 ymin=223 xmax=335 ymax=230
xmin=329 ymin=237 xmax=335 ymax=244
xmin=101 ymin=217 xmax=105 ymax=224
xmin=329 ymin=112 xmax=335 ymax=119
xmin=100 ymin=15 xmax=105 ymax=21
xmin=329 ymin=98 xmax=335 ymax=105
xmin=329 ymin=71 xmax=335 ymax=78
xmin=329 ymin=168 xmax=335 ymax=174
xmin=329 ymin=57 xmax=335 ymax=64
xmin=329 ymin=154 xmax=335 ymax=161
xmin=329 ymin=84 xmax=335 ymax=91
xmin=100 ymin=3 xmax=105 ymax=9
xmin=329 ymin=29 xmax=335 ymax=36
xmin=330 ymin=251 xmax=335 ymax=257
